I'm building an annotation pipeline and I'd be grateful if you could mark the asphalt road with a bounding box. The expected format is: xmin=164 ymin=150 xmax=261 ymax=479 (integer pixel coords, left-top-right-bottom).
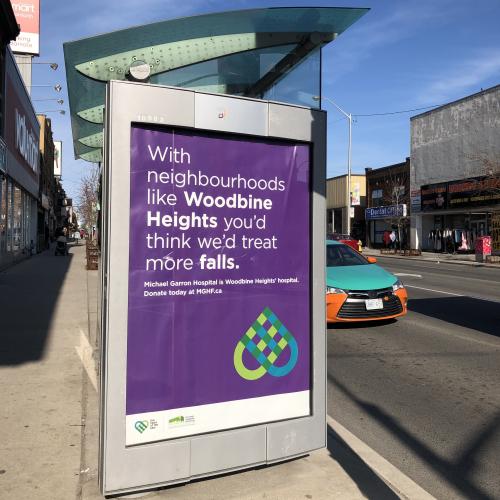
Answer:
xmin=327 ymin=258 xmax=500 ymax=500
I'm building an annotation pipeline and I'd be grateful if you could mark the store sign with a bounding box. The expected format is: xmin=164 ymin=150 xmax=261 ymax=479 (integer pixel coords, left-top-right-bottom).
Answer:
xmin=421 ymin=176 xmax=500 ymax=211
xmin=448 ymin=176 xmax=500 ymax=208
xmin=126 ymin=125 xmax=311 ymax=445
xmin=421 ymin=183 xmax=447 ymax=211
xmin=15 ymin=108 xmax=38 ymax=174
xmin=365 ymin=204 xmax=407 ymax=220
xmin=10 ymin=0 xmax=40 ymax=56
xmin=410 ymin=188 xmax=421 ymax=213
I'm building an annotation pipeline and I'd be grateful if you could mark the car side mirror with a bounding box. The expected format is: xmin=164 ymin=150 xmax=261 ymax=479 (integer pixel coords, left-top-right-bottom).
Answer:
xmin=367 ymin=256 xmax=377 ymax=264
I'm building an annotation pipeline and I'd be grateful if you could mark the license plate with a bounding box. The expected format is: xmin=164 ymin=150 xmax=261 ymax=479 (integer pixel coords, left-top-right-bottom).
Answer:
xmin=365 ymin=298 xmax=383 ymax=310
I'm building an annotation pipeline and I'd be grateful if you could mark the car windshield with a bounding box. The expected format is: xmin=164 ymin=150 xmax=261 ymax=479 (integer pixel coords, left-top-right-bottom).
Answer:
xmin=327 ymin=244 xmax=368 ymax=267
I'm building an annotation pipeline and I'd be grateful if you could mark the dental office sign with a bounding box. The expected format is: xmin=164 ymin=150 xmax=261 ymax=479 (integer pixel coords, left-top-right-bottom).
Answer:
xmin=365 ymin=204 xmax=407 ymax=220
xmin=126 ymin=125 xmax=311 ymax=445
xmin=10 ymin=0 xmax=40 ymax=56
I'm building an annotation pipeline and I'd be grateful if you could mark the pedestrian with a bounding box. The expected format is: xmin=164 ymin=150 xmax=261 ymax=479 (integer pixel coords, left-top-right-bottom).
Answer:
xmin=389 ymin=230 xmax=396 ymax=249
xmin=383 ymin=230 xmax=391 ymax=248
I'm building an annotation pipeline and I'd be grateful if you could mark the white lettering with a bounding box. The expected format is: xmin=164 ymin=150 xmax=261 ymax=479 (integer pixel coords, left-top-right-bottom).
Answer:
xmin=15 ymin=109 xmax=38 ymax=174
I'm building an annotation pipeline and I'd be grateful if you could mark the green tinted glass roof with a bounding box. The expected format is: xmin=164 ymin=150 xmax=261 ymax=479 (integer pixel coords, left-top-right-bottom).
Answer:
xmin=64 ymin=7 xmax=368 ymax=162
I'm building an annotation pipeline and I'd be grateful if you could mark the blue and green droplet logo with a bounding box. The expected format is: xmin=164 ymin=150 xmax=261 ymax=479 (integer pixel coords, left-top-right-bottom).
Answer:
xmin=134 ymin=420 xmax=148 ymax=433
xmin=234 ymin=307 xmax=298 ymax=380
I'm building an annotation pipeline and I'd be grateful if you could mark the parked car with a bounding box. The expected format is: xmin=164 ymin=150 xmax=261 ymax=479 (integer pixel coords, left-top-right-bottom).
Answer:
xmin=327 ymin=233 xmax=362 ymax=252
xmin=326 ymin=240 xmax=408 ymax=323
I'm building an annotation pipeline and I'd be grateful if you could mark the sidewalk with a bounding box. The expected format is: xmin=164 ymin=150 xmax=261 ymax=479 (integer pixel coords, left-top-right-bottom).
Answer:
xmin=0 ymin=243 xmax=431 ymax=499
xmin=362 ymin=247 xmax=500 ymax=267
xmin=0 ymin=243 xmax=86 ymax=500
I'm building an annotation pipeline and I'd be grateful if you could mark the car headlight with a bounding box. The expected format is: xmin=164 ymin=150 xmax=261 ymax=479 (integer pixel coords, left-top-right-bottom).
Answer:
xmin=327 ymin=286 xmax=346 ymax=294
xmin=392 ymin=279 xmax=404 ymax=292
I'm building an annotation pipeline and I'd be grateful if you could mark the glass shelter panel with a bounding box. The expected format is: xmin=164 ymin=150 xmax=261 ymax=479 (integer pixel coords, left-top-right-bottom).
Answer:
xmin=263 ymin=48 xmax=321 ymax=109
xmin=152 ymin=45 xmax=297 ymax=95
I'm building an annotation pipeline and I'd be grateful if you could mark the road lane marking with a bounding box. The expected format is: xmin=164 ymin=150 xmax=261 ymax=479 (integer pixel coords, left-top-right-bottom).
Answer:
xmin=394 ymin=273 xmax=422 ymax=278
xmin=75 ymin=328 xmax=98 ymax=392
xmin=406 ymin=285 xmax=463 ymax=296
xmin=406 ymin=285 xmax=500 ymax=304
xmin=327 ymin=415 xmax=436 ymax=500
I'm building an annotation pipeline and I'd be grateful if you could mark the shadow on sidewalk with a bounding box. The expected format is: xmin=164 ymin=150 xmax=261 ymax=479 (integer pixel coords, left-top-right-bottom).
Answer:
xmin=408 ymin=296 xmax=500 ymax=338
xmin=329 ymin=373 xmax=498 ymax=500
xmin=0 ymin=247 xmax=73 ymax=365
xmin=327 ymin=424 xmax=400 ymax=499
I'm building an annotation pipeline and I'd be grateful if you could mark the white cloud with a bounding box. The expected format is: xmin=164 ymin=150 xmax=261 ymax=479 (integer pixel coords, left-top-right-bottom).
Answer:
xmin=417 ymin=50 xmax=500 ymax=103
xmin=323 ymin=0 xmax=457 ymax=84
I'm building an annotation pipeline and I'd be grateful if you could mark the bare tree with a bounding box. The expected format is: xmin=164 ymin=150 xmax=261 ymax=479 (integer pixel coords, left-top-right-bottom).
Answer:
xmin=76 ymin=165 xmax=100 ymax=236
xmin=382 ymin=169 xmax=410 ymax=250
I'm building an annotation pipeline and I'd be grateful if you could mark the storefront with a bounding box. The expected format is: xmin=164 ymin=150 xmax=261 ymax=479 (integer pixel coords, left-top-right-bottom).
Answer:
xmin=410 ymin=85 xmax=500 ymax=251
xmin=416 ymin=176 xmax=500 ymax=253
xmin=326 ymin=174 xmax=366 ymax=241
xmin=0 ymin=47 xmax=39 ymax=270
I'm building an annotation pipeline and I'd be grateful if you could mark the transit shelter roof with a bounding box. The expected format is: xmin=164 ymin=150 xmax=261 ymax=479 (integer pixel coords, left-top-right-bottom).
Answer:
xmin=64 ymin=7 xmax=369 ymax=162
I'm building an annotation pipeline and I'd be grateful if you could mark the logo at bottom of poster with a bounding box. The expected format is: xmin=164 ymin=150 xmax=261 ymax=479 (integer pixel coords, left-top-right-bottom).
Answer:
xmin=234 ymin=307 xmax=298 ymax=381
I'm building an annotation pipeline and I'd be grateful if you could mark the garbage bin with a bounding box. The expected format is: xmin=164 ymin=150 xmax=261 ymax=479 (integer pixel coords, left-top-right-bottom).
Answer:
xmin=475 ymin=236 xmax=492 ymax=262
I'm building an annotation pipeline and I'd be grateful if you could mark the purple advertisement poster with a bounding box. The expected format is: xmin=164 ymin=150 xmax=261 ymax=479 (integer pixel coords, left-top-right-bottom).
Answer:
xmin=126 ymin=124 xmax=310 ymax=445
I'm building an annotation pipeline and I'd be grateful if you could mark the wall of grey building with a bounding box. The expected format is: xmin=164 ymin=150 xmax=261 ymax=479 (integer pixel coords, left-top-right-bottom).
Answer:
xmin=410 ymin=85 xmax=500 ymax=250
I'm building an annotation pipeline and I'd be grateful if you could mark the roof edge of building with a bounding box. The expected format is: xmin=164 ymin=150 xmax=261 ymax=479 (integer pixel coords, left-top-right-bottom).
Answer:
xmin=411 ymin=83 xmax=500 ymax=121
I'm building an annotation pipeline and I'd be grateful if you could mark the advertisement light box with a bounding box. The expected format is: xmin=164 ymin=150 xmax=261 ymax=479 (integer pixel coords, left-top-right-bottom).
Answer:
xmin=98 ymin=82 xmax=326 ymax=496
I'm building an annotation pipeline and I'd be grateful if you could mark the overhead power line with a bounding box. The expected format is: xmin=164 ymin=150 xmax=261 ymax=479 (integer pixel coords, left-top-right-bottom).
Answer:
xmin=352 ymin=104 xmax=443 ymax=117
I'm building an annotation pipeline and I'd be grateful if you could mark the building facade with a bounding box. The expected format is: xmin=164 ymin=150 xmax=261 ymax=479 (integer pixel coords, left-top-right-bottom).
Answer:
xmin=37 ymin=114 xmax=57 ymax=249
xmin=410 ymin=85 xmax=500 ymax=252
xmin=1 ymin=28 xmax=40 ymax=269
xmin=365 ymin=158 xmax=410 ymax=248
xmin=326 ymin=174 xmax=366 ymax=240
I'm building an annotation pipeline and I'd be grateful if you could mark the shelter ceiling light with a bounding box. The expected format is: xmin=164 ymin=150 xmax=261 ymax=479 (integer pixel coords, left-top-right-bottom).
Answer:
xmin=16 ymin=61 xmax=59 ymax=70
xmin=37 ymin=110 xmax=66 ymax=115
xmin=126 ymin=60 xmax=151 ymax=82
xmin=32 ymin=98 xmax=64 ymax=104
xmin=30 ymin=84 xmax=63 ymax=92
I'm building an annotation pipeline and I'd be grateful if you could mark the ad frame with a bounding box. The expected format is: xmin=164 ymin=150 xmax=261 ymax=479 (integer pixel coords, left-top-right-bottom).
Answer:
xmin=99 ymin=81 xmax=326 ymax=496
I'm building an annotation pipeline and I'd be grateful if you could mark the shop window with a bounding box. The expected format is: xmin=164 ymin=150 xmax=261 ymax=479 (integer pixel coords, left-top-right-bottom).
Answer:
xmin=6 ymin=179 xmax=13 ymax=252
xmin=0 ymin=48 xmax=5 ymax=136
xmin=371 ymin=188 xmax=383 ymax=207
xmin=0 ymin=176 xmax=6 ymax=253
xmin=13 ymin=185 xmax=22 ymax=252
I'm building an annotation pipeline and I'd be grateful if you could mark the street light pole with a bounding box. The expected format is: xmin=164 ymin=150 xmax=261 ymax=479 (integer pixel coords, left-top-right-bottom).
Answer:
xmin=313 ymin=95 xmax=352 ymax=235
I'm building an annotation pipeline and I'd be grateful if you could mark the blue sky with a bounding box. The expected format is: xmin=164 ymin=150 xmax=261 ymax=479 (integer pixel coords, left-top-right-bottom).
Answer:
xmin=29 ymin=0 xmax=500 ymax=201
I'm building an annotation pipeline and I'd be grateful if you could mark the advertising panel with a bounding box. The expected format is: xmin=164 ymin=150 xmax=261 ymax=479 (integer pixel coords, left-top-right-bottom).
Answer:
xmin=54 ymin=141 xmax=62 ymax=177
xmin=351 ymin=182 xmax=360 ymax=206
xmin=126 ymin=125 xmax=311 ymax=445
xmin=420 ymin=183 xmax=447 ymax=211
xmin=10 ymin=0 xmax=40 ymax=56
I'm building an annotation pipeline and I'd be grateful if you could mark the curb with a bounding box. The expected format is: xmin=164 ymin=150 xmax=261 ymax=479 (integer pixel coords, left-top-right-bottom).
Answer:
xmin=328 ymin=416 xmax=436 ymax=500
xmin=362 ymin=251 xmax=500 ymax=268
